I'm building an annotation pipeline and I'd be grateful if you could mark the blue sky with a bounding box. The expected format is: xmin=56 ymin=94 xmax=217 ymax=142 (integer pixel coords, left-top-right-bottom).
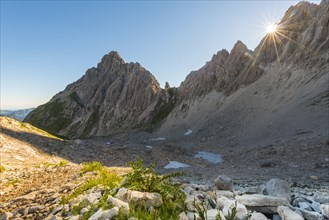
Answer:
xmin=1 ymin=0 xmax=320 ymax=109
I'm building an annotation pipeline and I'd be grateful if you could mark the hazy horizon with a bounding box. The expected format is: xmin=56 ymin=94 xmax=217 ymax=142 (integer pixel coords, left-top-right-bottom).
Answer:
xmin=0 ymin=0 xmax=321 ymax=110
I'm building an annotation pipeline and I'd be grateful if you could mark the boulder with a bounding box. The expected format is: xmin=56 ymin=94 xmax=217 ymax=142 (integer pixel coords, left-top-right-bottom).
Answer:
xmin=107 ymin=195 xmax=129 ymax=214
xmin=321 ymin=204 xmax=329 ymax=218
xmin=214 ymin=175 xmax=234 ymax=191
xmin=217 ymin=196 xmax=248 ymax=220
xmin=250 ymin=212 xmax=269 ymax=220
xmin=278 ymin=206 xmax=304 ymax=220
xmin=311 ymin=202 xmax=321 ymax=213
xmin=299 ymin=209 xmax=325 ymax=220
xmin=88 ymin=208 xmax=104 ymax=220
xmin=216 ymin=190 xmax=234 ymax=199
xmin=265 ymin=178 xmax=291 ymax=201
xmin=314 ymin=192 xmax=329 ymax=204
xmin=299 ymin=202 xmax=312 ymax=211
xmin=100 ymin=207 xmax=119 ymax=220
xmin=115 ymin=188 xmax=163 ymax=208
xmin=236 ymin=194 xmax=289 ymax=207
xmin=207 ymin=209 xmax=220 ymax=220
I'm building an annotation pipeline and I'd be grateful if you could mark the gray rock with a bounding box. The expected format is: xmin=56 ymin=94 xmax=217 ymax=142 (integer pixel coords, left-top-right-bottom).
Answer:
xmin=314 ymin=192 xmax=329 ymax=204
xmin=236 ymin=194 xmax=289 ymax=207
xmin=299 ymin=208 xmax=325 ymax=220
xmin=293 ymin=197 xmax=309 ymax=207
xmin=272 ymin=214 xmax=282 ymax=220
xmin=28 ymin=205 xmax=45 ymax=214
xmin=0 ymin=212 xmax=13 ymax=220
xmin=51 ymin=205 xmax=63 ymax=215
xmin=246 ymin=206 xmax=278 ymax=214
xmin=299 ymin=202 xmax=312 ymax=211
xmin=107 ymin=195 xmax=129 ymax=214
xmin=311 ymin=202 xmax=321 ymax=213
xmin=250 ymin=212 xmax=269 ymax=220
xmin=265 ymin=178 xmax=291 ymax=201
xmin=115 ymin=188 xmax=163 ymax=208
xmin=278 ymin=206 xmax=304 ymax=220
xmin=214 ymin=175 xmax=234 ymax=191
xmin=320 ymin=204 xmax=329 ymax=218
xmin=100 ymin=207 xmax=119 ymax=220
xmin=88 ymin=208 xmax=103 ymax=220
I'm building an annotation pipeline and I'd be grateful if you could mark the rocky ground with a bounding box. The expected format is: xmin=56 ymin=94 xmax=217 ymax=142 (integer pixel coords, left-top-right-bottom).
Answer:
xmin=1 ymin=116 xmax=329 ymax=219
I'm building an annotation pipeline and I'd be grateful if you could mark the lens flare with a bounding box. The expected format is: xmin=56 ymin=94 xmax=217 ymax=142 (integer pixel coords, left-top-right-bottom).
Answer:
xmin=266 ymin=24 xmax=277 ymax=34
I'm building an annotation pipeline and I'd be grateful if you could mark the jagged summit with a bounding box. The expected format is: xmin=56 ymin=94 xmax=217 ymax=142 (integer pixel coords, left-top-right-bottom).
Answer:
xmin=25 ymin=0 xmax=328 ymax=142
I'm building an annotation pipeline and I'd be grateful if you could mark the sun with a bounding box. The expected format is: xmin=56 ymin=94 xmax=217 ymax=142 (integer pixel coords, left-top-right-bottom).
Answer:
xmin=266 ymin=24 xmax=277 ymax=34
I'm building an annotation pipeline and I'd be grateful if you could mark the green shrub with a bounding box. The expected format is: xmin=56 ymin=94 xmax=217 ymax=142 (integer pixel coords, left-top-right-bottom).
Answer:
xmin=0 ymin=165 xmax=5 ymax=173
xmin=61 ymin=162 xmax=121 ymax=203
xmin=121 ymin=159 xmax=186 ymax=219
xmin=81 ymin=161 xmax=103 ymax=174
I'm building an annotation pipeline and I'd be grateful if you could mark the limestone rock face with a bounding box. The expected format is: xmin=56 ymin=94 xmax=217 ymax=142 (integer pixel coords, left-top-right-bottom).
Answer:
xmin=25 ymin=52 xmax=172 ymax=138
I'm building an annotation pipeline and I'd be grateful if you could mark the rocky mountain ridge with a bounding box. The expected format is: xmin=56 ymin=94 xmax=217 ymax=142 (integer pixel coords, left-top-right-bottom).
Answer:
xmin=25 ymin=0 xmax=329 ymax=142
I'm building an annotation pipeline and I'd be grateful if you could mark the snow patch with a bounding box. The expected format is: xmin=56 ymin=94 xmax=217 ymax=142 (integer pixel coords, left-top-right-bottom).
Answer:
xmin=194 ymin=151 xmax=224 ymax=164
xmin=184 ymin=129 xmax=192 ymax=136
xmin=164 ymin=161 xmax=190 ymax=169
xmin=150 ymin=137 xmax=166 ymax=141
xmin=145 ymin=145 xmax=153 ymax=149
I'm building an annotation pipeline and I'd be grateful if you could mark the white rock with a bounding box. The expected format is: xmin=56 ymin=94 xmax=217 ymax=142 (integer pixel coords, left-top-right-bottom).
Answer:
xmin=216 ymin=190 xmax=234 ymax=199
xmin=164 ymin=161 xmax=190 ymax=169
xmin=83 ymin=191 xmax=102 ymax=204
xmin=236 ymin=194 xmax=289 ymax=207
xmin=107 ymin=195 xmax=129 ymax=214
xmin=100 ymin=207 xmax=119 ymax=220
xmin=207 ymin=209 xmax=220 ymax=220
xmin=278 ymin=206 xmax=304 ymax=220
xmin=321 ymin=204 xmax=329 ymax=218
xmin=88 ymin=208 xmax=103 ymax=220
xmin=299 ymin=202 xmax=313 ymax=211
xmin=217 ymin=196 xmax=248 ymax=220
xmin=115 ymin=188 xmax=163 ymax=208
xmin=194 ymin=151 xmax=223 ymax=164
xmin=250 ymin=212 xmax=269 ymax=220
xmin=186 ymin=212 xmax=199 ymax=220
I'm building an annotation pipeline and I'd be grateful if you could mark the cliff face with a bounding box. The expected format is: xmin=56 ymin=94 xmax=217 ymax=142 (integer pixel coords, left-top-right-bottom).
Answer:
xmin=25 ymin=52 xmax=175 ymax=138
xmin=26 ymin=1 xmax=328 ymax=141
xmin=158 ymin=0 xmax=329 ymax=146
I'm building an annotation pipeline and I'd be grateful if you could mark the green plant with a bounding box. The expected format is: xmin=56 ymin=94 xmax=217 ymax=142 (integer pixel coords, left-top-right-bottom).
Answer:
xmin=0 ymin=165 xmax=5 ymax=173
xmin=193 ymin=198 xmax=207 ymax=220
xmin=61 ymin=162 xmax=121 ymax=203
xmin=121 ymin=159 xmax=186 ymax=219
xmin=81 ymin=161 xmax=103 ymax=174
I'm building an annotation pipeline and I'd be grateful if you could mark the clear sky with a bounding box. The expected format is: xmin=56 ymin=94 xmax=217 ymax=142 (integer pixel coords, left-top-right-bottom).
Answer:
xmin=0 ymin=0 xmax=320 ymax=110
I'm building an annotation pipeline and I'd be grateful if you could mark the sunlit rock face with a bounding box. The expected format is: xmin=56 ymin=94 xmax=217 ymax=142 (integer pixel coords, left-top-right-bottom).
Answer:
xmin=158 ymin=0 xmax=329 ymax=146
xmin=25 ymin=51 xmax=175 ymax=138
xmin=26 ymin=1 xmax=329 ymax=141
